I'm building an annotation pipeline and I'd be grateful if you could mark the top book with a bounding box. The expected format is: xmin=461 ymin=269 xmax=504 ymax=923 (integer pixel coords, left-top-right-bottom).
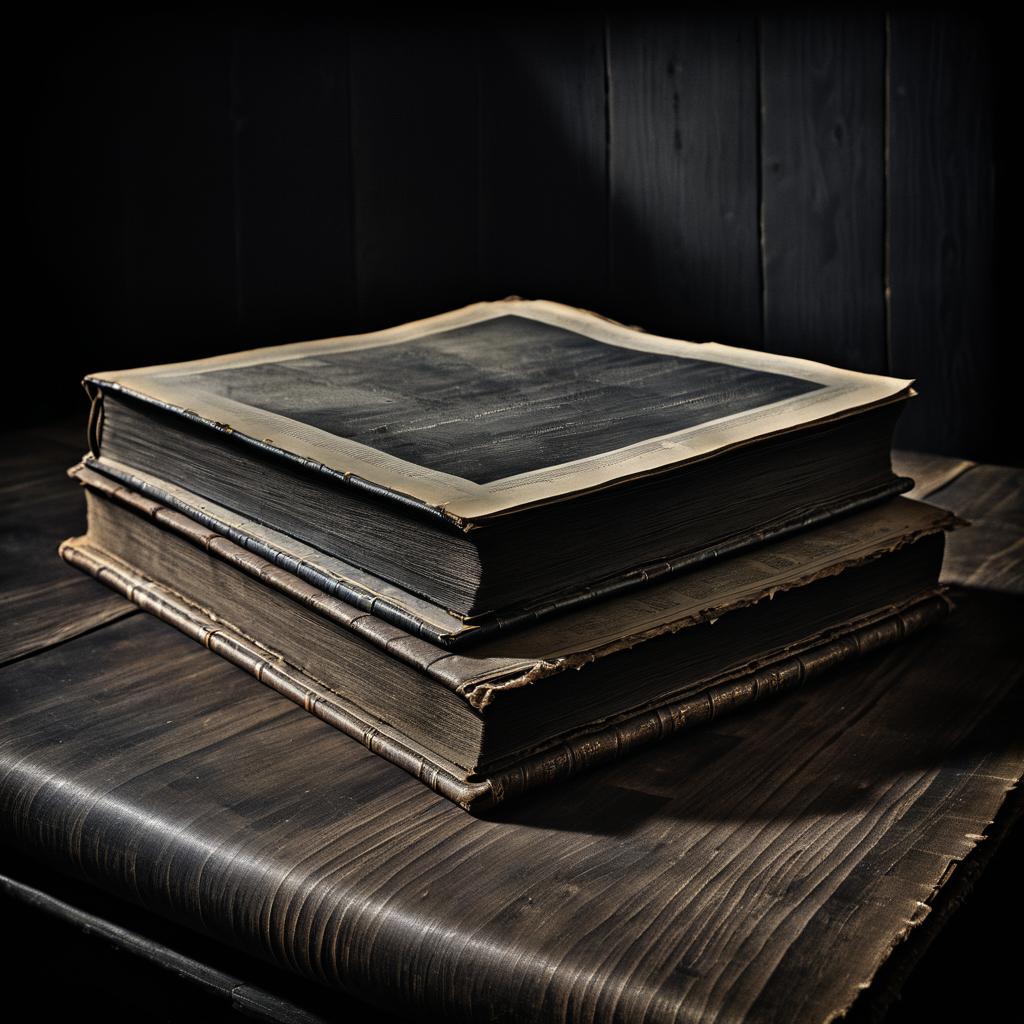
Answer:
xmin=84 ymin=299 xmax=914 ymax=626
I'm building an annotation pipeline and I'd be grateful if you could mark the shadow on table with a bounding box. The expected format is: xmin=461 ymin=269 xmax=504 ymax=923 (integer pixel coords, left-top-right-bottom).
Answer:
xmin=481 ymin=588 xmax=1024 ymax=836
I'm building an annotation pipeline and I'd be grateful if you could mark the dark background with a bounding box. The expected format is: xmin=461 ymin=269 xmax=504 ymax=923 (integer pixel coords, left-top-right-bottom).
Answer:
xmin=6 ymin=7 xmax=1020 ymax=1021
xmin=13 ymin=7 xmax=1014 ymax=463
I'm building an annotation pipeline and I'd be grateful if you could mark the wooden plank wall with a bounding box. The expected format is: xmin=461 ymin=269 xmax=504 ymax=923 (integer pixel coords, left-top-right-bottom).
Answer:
xmin=18 ymin=11 xmax=1004 ymax=461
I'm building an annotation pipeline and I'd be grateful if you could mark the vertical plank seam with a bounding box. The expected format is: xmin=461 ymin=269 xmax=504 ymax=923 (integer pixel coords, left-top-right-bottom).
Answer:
xmin=476 ymin=25 xmax=485 ymax=298
xmin=755 ymin=16 xmax=767 ymax=352
xmin=229 ymin=25 xmax=244 ymax=339
xmin=603 ymin=15 xmax=613 ymax=304
xmin=883 ymin=12 xmax=893 ymax=375
xmin=346 ymin=27 xmax=360 ymax=324
xmin=116 ymin=41 xmax=128 ymax=343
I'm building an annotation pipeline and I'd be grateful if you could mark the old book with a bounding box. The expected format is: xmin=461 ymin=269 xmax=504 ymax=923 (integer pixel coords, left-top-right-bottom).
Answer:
xmin=62 ymin=464 xmax=954 ymax=811
xmin=83 ymin=299 xmax=913 ymax=622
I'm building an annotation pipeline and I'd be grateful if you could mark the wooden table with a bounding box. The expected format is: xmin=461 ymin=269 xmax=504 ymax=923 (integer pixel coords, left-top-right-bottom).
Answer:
xmin=2 ymin=426 xmax=1021 ymax=1023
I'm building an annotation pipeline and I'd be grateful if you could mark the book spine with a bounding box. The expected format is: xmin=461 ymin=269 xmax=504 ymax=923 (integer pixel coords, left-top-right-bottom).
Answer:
xmin=78 ymin=455 xmax=917 ymax=648
xmin=74 ymin=459 xmax=460 ymax=648
xmin=60 ymin=537 xmax=951 ymax=813
xmin=59 ymin=539 xmax=494 ymax=810
xmin=84 ymin=380 xmax=104 ymax=457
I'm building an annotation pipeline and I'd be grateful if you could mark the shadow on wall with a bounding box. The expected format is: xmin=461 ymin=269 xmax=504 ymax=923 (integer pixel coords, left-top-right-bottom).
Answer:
xmin=16 ymin=10 xmax=1009 ymax=463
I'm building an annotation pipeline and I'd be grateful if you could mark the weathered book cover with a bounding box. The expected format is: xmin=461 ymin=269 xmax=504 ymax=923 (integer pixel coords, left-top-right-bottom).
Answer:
xmin=82 ymin=298 xmax=915 ymax=631
xmin=62 ymin=466 xmax=955 ymax=811
xmin=81 ymin=460 xmax=477 ymax=646
xmin=85 ymin=299 xmax=911 ymax=525
xmin=85 ymin=455 xmax=912 ymax=645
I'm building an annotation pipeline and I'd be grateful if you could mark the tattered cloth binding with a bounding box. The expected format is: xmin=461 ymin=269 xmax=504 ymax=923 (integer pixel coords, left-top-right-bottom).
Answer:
xmin=63 ymin=463 xmax=956 ymax=812
xmin=83 ymin=298 xmax=915 ymax=623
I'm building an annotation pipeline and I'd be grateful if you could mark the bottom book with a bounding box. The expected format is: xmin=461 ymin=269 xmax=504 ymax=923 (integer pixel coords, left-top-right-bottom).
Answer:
xmin=62 ymin=464 xmax=956 ymax=812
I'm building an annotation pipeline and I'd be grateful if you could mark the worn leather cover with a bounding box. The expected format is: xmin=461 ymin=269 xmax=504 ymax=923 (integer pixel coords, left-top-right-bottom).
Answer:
xmin=57 ymin=535 xmax=953 ymax=810
xmin=84 ymin=298 xmax=914 ymax=523
xmin=68 ymin=462 xmax=956 ymax=689
xmin=61 ymin=469 xmax=955 ymax=810
xmin=82 ymin=455 xmax=911 ymax=646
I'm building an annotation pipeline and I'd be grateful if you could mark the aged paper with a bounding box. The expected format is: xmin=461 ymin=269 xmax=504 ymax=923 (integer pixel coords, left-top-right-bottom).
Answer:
xmin=90 ymin=299 xmax=912 ymax=521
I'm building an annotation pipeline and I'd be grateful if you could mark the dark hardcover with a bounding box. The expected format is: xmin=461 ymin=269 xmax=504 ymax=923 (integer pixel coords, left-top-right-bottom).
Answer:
xmin=78 ymin=460 xmax=476 ymax=646
xmin=83 ymin=299 xmax=915 ymax=619
xmin=76 ymin=459 xmax=908 ymax=648
xmin=62 ymin=467 xmax=955 ymax=810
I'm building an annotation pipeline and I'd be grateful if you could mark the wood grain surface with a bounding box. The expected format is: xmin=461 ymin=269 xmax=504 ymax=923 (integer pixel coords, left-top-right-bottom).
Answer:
xmin=1 ymin=590 xmax=1020 ymax=1023
xmin=894 ymin=451 xmax=1023 ymax=592
xmin=0 ymin=425 xmax=132 ymax=664
xmin=894 ymin=450 xmax=974 ymax=501
xmin=0 ymin=867 xmax=340 ymax=1024
xmin=1 ymin=430 xmax=1022 ymax=1023
xmin=925 ymin=466 xmax=1023 ymax=594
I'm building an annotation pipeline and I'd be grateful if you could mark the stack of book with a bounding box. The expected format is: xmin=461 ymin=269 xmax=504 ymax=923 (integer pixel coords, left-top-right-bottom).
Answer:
xmin=62 ymin=300 xmax=956 ymax=811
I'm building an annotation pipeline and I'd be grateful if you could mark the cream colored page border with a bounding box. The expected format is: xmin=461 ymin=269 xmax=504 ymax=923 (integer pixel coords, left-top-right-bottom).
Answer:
xmin=90 ymin=299 xmax=912 ymax=520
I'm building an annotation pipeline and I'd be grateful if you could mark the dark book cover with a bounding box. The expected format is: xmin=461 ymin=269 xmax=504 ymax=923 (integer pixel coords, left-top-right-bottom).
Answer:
xmin=62 ymin=466 xmax=955 ymax=811
xmin=82 ymin=299 xmax=915 ymax=623
xmin=86 ymin=299 xmax=912 ymax=525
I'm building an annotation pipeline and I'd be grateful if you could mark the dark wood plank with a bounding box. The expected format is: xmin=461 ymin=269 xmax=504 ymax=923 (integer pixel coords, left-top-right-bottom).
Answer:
xmin=348 ymin=19 xmax=481 ymax=331
xmin=884 ymin=453 xmax=1020 ymax=593
xmin=894 ymin=449 xmax=975 ymax=500
xmin=888 ymin=14 xmax=996 ymax=458
xmin=607 ymin=14 xmax=761 ymax=346
xmin=1 ymin=587 xmax=1019 ymax=1023
xmin=115 ymin=14 xmax=239 ymax=366
xmin=924 ymin=464 xmax=1023 ymax=594
xmin=760 ymin=14 xmax=887 ymax=373
xmin=868 ymin=800 xmax=1023 ymax=1023
xmin=231 ymin=16 xmax=357 ymax=347
xmin=0 ymin=860 xmax=376 ymax=1024
xmin=479 ymin=16 xmax=608 ymax=313
xmin=1 ymin=425 xmax=132 ymax=664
